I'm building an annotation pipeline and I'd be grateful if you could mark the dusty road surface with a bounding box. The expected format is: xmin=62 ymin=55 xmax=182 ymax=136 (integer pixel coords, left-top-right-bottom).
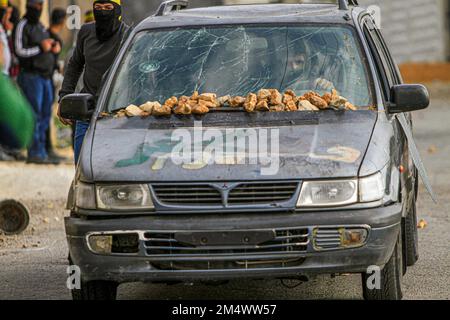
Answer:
xmin=1 ymin=86 xmax=449 ymax=300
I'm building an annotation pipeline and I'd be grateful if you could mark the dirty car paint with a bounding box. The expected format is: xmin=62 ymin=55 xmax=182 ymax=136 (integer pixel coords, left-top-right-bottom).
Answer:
xmin=91 ymin=110 xmax=377 ymax=182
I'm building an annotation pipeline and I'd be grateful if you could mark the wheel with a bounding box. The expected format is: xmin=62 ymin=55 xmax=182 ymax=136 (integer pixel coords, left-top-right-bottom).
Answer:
xmin=0 ymin=200 xmax=30 ymax=235
xmin=68 ymin=256 xmax=118 ymax=300
xmin=404 ymin=191 xmax=419 ymax=267
xmin=362 ymin=231 xmax=403 ymax=300
xmin=71 ymin=280 xmax=118 ymax=300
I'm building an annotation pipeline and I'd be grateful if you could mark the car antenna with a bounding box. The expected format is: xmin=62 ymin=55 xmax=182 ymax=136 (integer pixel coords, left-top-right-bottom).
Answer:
xmin=338 ymin=0 xmax=359 ymax=10
xmin=155 ymin=0 xmax=189 ymax=16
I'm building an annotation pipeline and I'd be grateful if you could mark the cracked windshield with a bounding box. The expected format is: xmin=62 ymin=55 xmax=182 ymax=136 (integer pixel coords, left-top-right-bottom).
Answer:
xmin=107 ymin=25 xmax=373 ymax=116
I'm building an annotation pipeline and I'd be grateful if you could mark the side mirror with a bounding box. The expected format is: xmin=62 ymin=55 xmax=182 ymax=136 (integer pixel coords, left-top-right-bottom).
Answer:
xmin=388 ymin=84 xmax=430 ymax=114
xmin=60 ymin=93 xmax=95 ymax=121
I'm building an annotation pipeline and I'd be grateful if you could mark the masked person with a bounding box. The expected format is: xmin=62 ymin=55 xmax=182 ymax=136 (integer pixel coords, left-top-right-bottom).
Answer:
xmin=14 ymin=0 xmax=60 ymax=164
xmin=58 ymin=0 xmax=129 ymax=164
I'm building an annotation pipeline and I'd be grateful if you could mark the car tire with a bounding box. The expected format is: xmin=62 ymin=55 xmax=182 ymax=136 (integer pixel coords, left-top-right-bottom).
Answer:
xmin=68 ymin=256 xmax=118 ymax=300
xmin=404 ymin=192 xmax=419 ymax=267
xmin=361 ymin=231 xmax=403 ymax=300
xmin=71 ymin=280 xmax=118 ymax=300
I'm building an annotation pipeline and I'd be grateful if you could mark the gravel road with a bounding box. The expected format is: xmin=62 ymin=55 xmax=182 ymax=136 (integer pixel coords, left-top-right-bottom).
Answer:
xmin=0 ymin=87 xmax=449 ymax=300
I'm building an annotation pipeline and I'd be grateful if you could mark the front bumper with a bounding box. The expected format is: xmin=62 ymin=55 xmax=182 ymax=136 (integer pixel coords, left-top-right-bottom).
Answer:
xmin=65 ymin=204 xmax=401 ymax=283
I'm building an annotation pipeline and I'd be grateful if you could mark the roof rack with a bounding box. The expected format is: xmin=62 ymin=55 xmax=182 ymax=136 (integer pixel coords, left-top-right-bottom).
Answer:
xmin=338 ymin=0 xmax=359 ymax=10
xmin=155 ymin=0 xmax=189 ymax=16
xmin=154 ymin=0 xmax=357 ymax=16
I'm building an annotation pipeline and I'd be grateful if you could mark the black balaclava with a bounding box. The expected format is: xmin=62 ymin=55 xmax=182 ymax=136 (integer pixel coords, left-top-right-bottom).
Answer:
xmin=25 ymin=5 xmax=42 ymax=24
xmin=93 ymin=0 xmax=122 ymax=42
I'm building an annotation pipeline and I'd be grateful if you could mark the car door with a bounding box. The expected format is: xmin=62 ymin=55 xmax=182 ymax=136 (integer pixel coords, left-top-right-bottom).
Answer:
xmin=361 ymin=16 xmax=414 ymax=202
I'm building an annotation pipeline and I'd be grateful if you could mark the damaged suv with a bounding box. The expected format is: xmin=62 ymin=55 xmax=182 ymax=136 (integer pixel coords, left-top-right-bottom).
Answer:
xmin=61 ymin=0 xmax=431 ymax=300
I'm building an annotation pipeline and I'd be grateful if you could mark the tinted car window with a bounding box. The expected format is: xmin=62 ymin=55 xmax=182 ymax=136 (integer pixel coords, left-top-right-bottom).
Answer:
xmin=107 ymin=25 xmax=373 ymax=112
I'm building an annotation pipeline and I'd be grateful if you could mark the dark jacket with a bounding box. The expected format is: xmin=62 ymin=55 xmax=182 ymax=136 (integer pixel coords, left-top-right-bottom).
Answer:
xmin=48 ymin=29 xmax=63 ymax=73
xmin=14 ymin=18 xmax=55 ymax=79
xmin=59 ymin=22 xmax=129 ymax=102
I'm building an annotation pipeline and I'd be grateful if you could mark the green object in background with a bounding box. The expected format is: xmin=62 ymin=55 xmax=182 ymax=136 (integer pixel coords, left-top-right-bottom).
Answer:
xmin=0 ymin=73 xmax=35 ymax=149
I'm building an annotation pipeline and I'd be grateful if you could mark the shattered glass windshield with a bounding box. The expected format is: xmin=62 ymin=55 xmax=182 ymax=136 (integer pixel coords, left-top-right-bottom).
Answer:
xmin=107 ymin=25 xmax=373 ymax=112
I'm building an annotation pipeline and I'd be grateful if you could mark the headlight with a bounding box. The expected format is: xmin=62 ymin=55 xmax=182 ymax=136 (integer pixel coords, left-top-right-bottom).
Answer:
xmin=96 ymin=184 xmax=154 ymax=210
xmin=74 ymin=182 xmax=96 ymax=209
xmin=297 ymin=180 xmax=358 ymax=207
xmin=359 ymin=172 xmax=384 ymax=202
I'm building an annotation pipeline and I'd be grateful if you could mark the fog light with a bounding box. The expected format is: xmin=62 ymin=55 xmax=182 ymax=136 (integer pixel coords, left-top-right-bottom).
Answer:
xmin=88 ymin=235 xmax=112 ymax=254
xmin=314 ymin=227 xmax=369 ymax=251
xmin=112 ymin=233 xmax=139 ymax=254
xmin=342 ymin=229 xmax=368 ymax=247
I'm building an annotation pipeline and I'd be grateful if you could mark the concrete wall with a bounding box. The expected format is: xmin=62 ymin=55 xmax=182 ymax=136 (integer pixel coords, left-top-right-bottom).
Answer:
xmin=222 ymin=0 xmax=448 ymax=62
xmin=121 ymin=0 xmax=448 ymax=62
xmin=358 ymin=0 xmax=448 ymax=63
xmin=29 ymin=0 xmax=445 ymax=63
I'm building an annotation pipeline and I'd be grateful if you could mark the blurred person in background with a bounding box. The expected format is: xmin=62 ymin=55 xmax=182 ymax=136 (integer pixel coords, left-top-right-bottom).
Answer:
xmin=7 ymin=2 xmax=20 ymax=79
xmin=45 ymin=7 xmax=67 ymax=162
xmin=14 ymin=0 xmax=61 ymax=165
xmin=48 ymin=8 xmax=65 ymax=73
xmin=0 ymin=0 xmax=11 ymax=75
xmin=0 ymin=40 xmax=34 ymax=153
xmin=58 ymin=0 xmax=129 ymax=164
xmin=0 ymin=0 xmax=14 ymax=161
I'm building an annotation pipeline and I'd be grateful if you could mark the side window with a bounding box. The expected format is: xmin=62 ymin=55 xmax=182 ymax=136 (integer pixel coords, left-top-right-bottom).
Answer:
xmin=374 ymin=29 xmax=402 ymax=84
xmin=363 ymin=19 xmax=397 ymax=101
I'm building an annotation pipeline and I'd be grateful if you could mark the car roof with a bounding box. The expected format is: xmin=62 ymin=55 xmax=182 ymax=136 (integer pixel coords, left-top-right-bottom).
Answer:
xmin=136 ymin=3 xmax=362 ymax=31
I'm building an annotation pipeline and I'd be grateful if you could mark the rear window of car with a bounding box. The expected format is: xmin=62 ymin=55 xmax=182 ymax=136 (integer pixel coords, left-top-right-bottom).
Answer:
xmin=106 ymin=24 xmax=374 ymax=112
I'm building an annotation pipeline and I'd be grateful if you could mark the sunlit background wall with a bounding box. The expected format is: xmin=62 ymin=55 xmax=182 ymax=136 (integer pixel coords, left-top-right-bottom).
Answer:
xmin=7 ymin=0 xmax=450 ymax=81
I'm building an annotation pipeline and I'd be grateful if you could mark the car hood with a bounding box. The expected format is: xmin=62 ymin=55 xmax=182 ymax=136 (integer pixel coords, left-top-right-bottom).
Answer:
xmin=90 ymin=110 xmax=377 ymax=182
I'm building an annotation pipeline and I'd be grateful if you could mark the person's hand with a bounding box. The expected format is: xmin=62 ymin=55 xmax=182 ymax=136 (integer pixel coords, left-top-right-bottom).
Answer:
xmin=57 ymin=103 xmax=73 ymax=126
xmin=40 ymin=39 xmax=54 ymax=53
xmin=314 ymin=78 xmax=335 ymax=91
xmin=51 ymin=41 xmax=61 ymax=54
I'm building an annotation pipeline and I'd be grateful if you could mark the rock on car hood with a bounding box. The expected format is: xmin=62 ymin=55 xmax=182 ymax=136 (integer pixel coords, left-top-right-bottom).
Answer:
xmin=90 ymin=110 xmax=377 ymax=182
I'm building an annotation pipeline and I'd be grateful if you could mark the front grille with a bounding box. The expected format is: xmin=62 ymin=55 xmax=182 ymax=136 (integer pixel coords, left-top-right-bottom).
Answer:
xmin=228 ymin=182 xmax=298 ymax=205
xmin=152 ymin=184 xmax=222 ymax=206
xmin=313 ymin=228 xmax=342 ymax=250
xmin=143 ymin=228 xmax=309 ymax=270
xmin=152 ymin=182 xmax=299 ymax=207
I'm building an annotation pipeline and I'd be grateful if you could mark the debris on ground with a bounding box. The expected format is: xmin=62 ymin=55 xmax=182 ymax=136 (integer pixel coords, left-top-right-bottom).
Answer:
xmin=0 ymin=199 xmax=66 ymax=252
xmin=0 ymin=200 xmax=30 ymax=235
xmin=109 ymin=88 xmax=362 ymax=118
xmin=427 ymin=145 xmax=438 ymax=154
xmin=418 ymin=219 xmax=428 ymax=230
